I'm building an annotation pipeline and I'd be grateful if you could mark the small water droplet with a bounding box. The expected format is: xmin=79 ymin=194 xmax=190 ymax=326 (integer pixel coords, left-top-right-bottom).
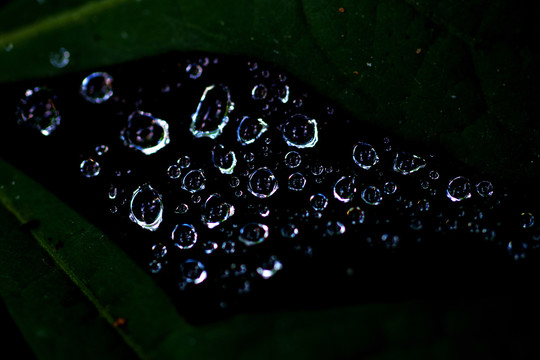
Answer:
xmin=325 ymin=221 xmax=346 ymax=236
xmin=80 ymin=158 xmax=101 ymax=178
xmin=49 ymin=47 xmax=70 ymax=68
xmin=247 ymin=167 xmax=278 ymax=198
xmin=186 ymin=63 xmax=203 ymax=79
xmin=256 ymin=256 xmax=283 ymax=279
xmin=237 ymin=116 xmax=268 ymax=145
xmin=201 ymin=194 xmax=235 ymax=229
xmin=429 ymin=170 xmax=440 ymax=180
xmin=179 ymin=259 xmax=207 ymax=284
xmin=177 ymin=155 xmax=191 ymax=169
xmin=352 ymin=142 xmax=379 ymax=170
xmin=393 ymin=152 xmax=427 ymax=175
xmin=446 ymin=176 xmax=472 ymax=202
xmin=284 ymin=151 xmax=302 ymax=168
xmin=129 ymin=184 xmax=164 ymax=231
xmin=520 ymin=212 xmax=535 ymax=229
xmin=203 ymin=241 xmax=218 ymax=254
xmin=190 ymin=84 xmax=234 ymax=139
xmin=167 ymin=165 xmax=181 ymax=179
xmin=476 ymin=180 xmax=494 ymax=197
xmin=238 ymin=223 xmax=269 ymax=246
xmin=80 ymin=72 xmax=114 ymax=104
xmin=310 ymin=193 xmax=328 ymax=211
xmin=281 ymin=223 xmax=299 ymax=238
xmin=95 ymin=145 xmax=109 ymax=156
xmin=383 ymin=182 xmax=397 ymax=195
xmin=333 ymin=175 xmax=356 ymax=203
xmin=280 ymin=114 xmax=318 ymax=148
xmin=361 ymin=186 xmax=382 ymax=205
xmin=182 ymin=169 xmax=206 ymax=193
xmin=211 ymin=144 xmax=237 ymax=174
xmin=120 ymin=111 xmax=170 ymax=155
xmin=151 ymin=243 xmax=168 ymax=258
xmin=16 ymin=87 xmax=61 ymax=136
xmin=288 ymin=172 xmax=306 ymax=191
xmin=275 ymin=84 xmax=290 ymax=103
xmin=175 ymin=203 xmax=189 ymax=214
xmin=346 ymin=207 xmax=365 ymax=225
xmin=251 ymin=84 xmax=268 ymax=100
xmin=171 ymin=224 xmax=198 ymax=249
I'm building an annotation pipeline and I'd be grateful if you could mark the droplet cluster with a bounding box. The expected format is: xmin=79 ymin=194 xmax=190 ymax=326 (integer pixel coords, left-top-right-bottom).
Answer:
xmin=10 ymin=53 xmax=540 ymax=315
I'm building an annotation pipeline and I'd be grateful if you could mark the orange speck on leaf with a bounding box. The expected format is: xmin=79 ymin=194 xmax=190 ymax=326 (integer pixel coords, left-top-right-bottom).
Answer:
xmin=113 ymin=317 xmax=127 ymax=327
xmin=338 ymin=7 xmax=345 ymax=13
xmin=415 ymin=48 xmax=422 ymax=54
xmin=353 ymin=70 xmax=359 ymax=75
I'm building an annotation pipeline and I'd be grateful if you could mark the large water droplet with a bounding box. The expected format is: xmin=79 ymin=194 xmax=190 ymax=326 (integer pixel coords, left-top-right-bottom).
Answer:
xmin=333 ymin=175 xmax=356 ymax=203
xmin=80 ymin=158 xmax=101 ymax=178
xmin=182 ymin=169 xmax=206 ymax=193
xmin=211 ymin=144 xmax=237 ymax=174
xmin=201 ymin=194 xmax=235 ymax=229
xmin=129 ymin=184 xmax=164 ymax=231
xmin=238 ymin=223 xmax=269 ymax=246
xmin=171 ymin=224 xmax=198 ymax=249
xmin=393 ymin=152 xmax=427 ymax=175
xmin=446 ymin=176 xmax=472 ymax=202
xmin=287 ymin=172 xmax=306 ymax=191
xmin=120 ymin=111 xmax=170 ymax=155
xmin=179 ymin=259 xmax=207 ymax=284
xmin=361 ymin=186 xmax=382 ymax=205
xmin=80 ymin=72 xmax=114 ymax=104
xmin=280 ymin=114 xmax=318 ymax=148
xmin=190 ymin=84 xmax=234 ymax=139
xmin=352 ymin=142 xmax=379 ymax=170
xmin=247 ymin=167 xmax=278 ymax=198
xmin=16 ymin=87 xmax=61 ymax=136
xmin=237 ymin=116 xmax=268 ymax=145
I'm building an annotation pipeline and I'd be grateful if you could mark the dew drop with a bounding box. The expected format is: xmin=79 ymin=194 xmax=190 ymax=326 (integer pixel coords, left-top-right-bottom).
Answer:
xmin=520 ymin=212 xmax=535 ymax=229
xmin=256 ymin=257 xmax=283 ymax=279
xmin=346 ymin=207 xmax=365 ymax=225
xmin=201 ymin=194 xmax=235 ymax=229
xmin=175 ymin=203 xmax=189 ymax=214
xmin=16 ymin=87 xmax=61 ymax=136
xmin=247 ymin=167 xmax=278 ymax=198
xmin=171 ymin=224 xmax=198 ymax=249
xmin=333 ymin=175 xmax=356 ymax=203
xmin=383 ymin=182 xmax=397 ymax=195
xmin=80 ymin=72 xmax=114 ymax=104
xmin=280 ymin=114 xmax=318 ymax=148
xmin=129 ymin=184 xmax=164 ymax=231
xmin=186 ymin=63 xmax=203 ymax=79
xmin=284 ymin=151 xmax=302 ymax=168
xmin=95 ymin=145 xmax=109 ymax=156
xmin=476 ymin=180 xmax=494 ymax=198
xmin=190 ymin=84 xmax=234 ymax=139
xmin=446 ymin=176 xmax=472 ymax=202
xmin=80 ymin=158 xmax=101 ymax=178
xmin=310 ymin=193 xmax=328 ymax=211
xmin=287 ymin=172 xmax=306 ymax=191
xmin=352 ymin=142 xmax=379 ymax=170
xmin=151 ymin=243 xmax=168 ymax=258
xmin=281 ymin=223 xmax=299 ymax=238
xmin=238 ymin=223 xmax=269 ymax=246
xmin=361 ymin=186 xmax=382 ymax=205
xmin=275 ymin=84 xmax=290 ymax=103
xmin=251 ymin=84 xmax=268 ymax=100
xmin=167 ymin=165 xmax=181 ymax=179
xmin=211 ymin=144 xmax=237 ymax=174
xmin=237 ymin=116 xmax=268 ymax=145
xmin=49 ymin=47 xmax=70 ymax=68
xmin=179 ymin=259 xmax=207 ymax=284
xmin=393 ymin=152 xmax=427 ymax=175
xmin=182 ymin=169 xmax=206 ymax=193
xmin=325 ymin=221 xmax=346 ymax=236
xmin=120 ymin=111 xmax=170 ymax=155
xmin=203 ymin=241 xmax=218 ymax=254
xmin=177 ymin=155 xmax=191 ymax=169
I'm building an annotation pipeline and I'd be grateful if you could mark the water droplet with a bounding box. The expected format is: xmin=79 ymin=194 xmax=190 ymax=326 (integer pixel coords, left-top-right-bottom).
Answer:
xmin=275 ymin=84 xmax=290 ymax=103
xmin=247 ymin=167 xmax=278 ymax=198
xmin=383 ymin=182 xmax=397 ymax=195
xmin=417 ymin=199 xmax=430 ymax=212
xmin=310 ymin=193 xmax=328 ymax=211
xmin=182 ymin=169 xmax=206 ymax=193
xmin=221 ymin=240 xmax=236 ymax=254
xmin=280 ymin=114 xmax=318 ymax=148
xmin=120 ymin=111 xmax=170 ymax=155
xmin=80 ymin=158 xmax=101 ymax=178
xmin=446 ymin=176 xmax=472 ymax=202
xmin=476 ymin=180 xmax=494 ymax=197
xmin=177 ymin=155 xmax=191 ymax=169
xmin=237 ymin=116 xmax=268 ymax=145
xmin=149 ymin=260 xmax=163 ymax=274
xmin=429 ymin=170 xmax=440 ymax=180
xmin=507 ymin=240 xmax=528 ymax=261
xmin=281 ymin=223 xmax=299 ymax=238
xmin=229 ymin=176 xmax=240 ymax=188
xmin=129 ymin=184 xmax=164 ymax=231
xmin=251 ymin=84 xmax=268 ymax=100
xmin=211 ymin=144 xmax=237 ymax=174
xmin=167 ymin=165 xmax=181 ymax=179
xmin=325 ymin=221 xmax=346 ymax=236
xmin=201 ymin=194 xmax=235 ymax=229
xmin=80 ymin=72 xmax=114 ymax=104
xmin=288 ymin=172 xmax=307 ymax=191
xmin=151 ymin=243 xmax=168 ymax=258
xmin=520 ymin=212 xmax=535 ymax=229
xmin=95 ymin=145 xmax=109 ymax=156
xmin=333 ymin=175 xmax=356 ymax=203
xmin=238 ymin=223 xmax=269 ymax=246
xmin=361 ymin=186 xmax=382 ymax=205
xmin=346 ymin=207 xmax=365 ymax=225
xmin=49 ymin=47 xmax=70 ymax=68
xmin=171 ymin=224 xmax=198 ymax=249
xmin=108 ymin=185 xmax=118 ymax=199
xmin=284 ymin=151 xmax=302 ymax=168
xmin=393 ymin=152 xmax=427 ymax=175
xmin=186 ymin=63 xmax=203 ymax=79
xmin=256 ymin=256 xmax=283 ymax=279
xmin=352 ymin=142 xmax=379 ymax=170
xmin=179 ymin=259 xmax=207 ymax=284
xmin=203 ymin=241 xmax=218 ymax=254
xmin=175 ymin=203 xmax=189 ymax=214
xmin=16 ymin=87 xmax=61 ymax=136
xmin=190 ymin=84 xmax=234 ymax=139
